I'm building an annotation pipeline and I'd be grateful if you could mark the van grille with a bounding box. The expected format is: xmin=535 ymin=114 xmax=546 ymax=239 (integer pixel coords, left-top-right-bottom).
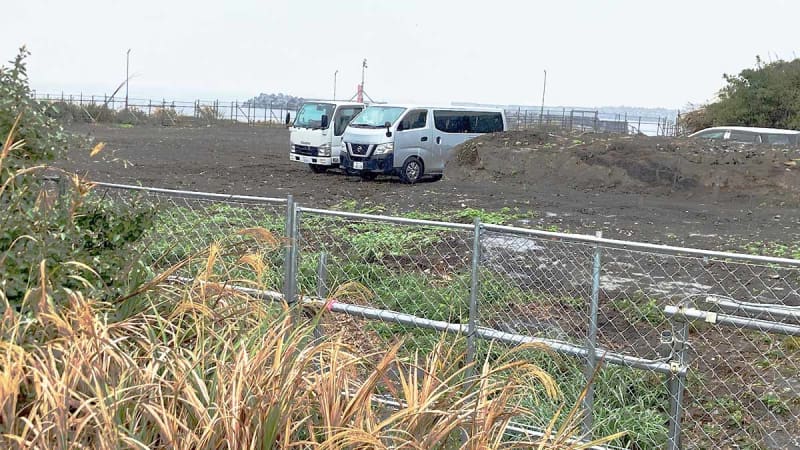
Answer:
xmin=348 ymin=143 xmax=371 ymax=156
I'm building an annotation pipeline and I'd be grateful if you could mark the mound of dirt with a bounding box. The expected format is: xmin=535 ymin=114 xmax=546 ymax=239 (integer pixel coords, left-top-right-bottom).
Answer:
xmin=446 ymin=131 xmax=800 ymax=201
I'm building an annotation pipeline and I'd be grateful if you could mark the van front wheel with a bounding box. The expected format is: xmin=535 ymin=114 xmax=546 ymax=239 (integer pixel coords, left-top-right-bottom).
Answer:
xmin=400 ymin=157 xmax=423 ymax=184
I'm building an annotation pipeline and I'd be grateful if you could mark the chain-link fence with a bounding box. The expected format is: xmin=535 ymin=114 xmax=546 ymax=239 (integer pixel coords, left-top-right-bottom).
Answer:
xmin=35 ymin=93 xmax=298 ymax=126
xmin=477 ymin=225 xmax=800 ymax=449
xmin=84 ymin=181 xmax=799 ymax=449
xmin=504 ymin=108 xmax=682 ymax=136
xmin=87 ymin=182 xmax=289 ymax=287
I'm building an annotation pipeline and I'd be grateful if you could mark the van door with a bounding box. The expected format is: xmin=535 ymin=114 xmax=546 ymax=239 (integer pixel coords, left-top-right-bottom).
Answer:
xmin=393 ymin=109 xmax=432 ymax=169
xmin=331 ymin=106 xmax=364 ymax=163
xmin=432 ymin=110 xmax=479 ymax=170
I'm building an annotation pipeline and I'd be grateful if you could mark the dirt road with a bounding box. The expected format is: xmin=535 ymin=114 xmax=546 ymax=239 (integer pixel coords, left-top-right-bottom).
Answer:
xmin=60 ymin=123 xmax=800 ymax=253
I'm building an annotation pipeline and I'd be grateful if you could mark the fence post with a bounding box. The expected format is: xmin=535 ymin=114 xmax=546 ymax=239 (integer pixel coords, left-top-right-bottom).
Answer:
xmin=314 ymin=252 xmax=328 ymax=340
xmin=283 ymin=195 xmax=298 ymax=311
xmin=667 ymin=316 xmax=689 ymax=450
xmin=57 ymin=175 xmax=68 ymax=198
xmin=583 ymin=230 xmax=602 ymax=436
xmin=465 ymin=217 xmax=482 ymax=378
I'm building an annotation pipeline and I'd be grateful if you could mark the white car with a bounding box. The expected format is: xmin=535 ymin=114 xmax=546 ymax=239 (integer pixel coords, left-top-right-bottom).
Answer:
xmin=689 ymin=126 xmax=800 ymax=145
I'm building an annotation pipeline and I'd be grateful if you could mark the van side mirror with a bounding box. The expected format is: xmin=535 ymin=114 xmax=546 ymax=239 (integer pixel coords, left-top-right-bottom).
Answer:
xmin=285 ymin=112 xmax=291 ymax=126
xmin=320 ymin=114 xmax=329 ymax=129
xmin=385 ymin=121 xmax=392 ymax=138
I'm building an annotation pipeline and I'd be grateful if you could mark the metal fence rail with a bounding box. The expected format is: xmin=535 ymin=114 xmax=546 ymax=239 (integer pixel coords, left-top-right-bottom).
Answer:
xmin=90 ymin=181 xmax=799 ymax=449
xmin=504 ymin=108 xmax=682 ymax=136
xmin=34 ymin=92 xmax=298 ymax=126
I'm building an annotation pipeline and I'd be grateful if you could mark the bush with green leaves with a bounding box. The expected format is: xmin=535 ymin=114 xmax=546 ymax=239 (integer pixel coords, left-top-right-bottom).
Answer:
xmin=0 ymin=47 xmax=68 ymax=167
xmin=682 ymin=56 xmax=800 ymax=132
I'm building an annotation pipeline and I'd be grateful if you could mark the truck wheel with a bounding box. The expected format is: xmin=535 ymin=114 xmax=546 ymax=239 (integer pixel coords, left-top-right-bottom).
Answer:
xmin=400 ymin=157 xmax=423 ymax=184
xmin=309 ymin=164 xmax=327 ymax=174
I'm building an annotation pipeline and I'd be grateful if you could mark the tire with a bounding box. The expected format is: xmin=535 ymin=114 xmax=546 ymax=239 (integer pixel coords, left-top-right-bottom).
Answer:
xmin=400 ymin=157 xmax=423 ymax=184
xmin=308 ymin=164 xmax=327 ymax=174
xmin=359 ymin=172 xmax=378 ymax=181
xmin=430 ymin=174 xmax=443 ymax=182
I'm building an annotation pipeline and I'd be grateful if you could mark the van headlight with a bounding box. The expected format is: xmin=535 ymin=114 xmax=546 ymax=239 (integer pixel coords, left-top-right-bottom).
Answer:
xmin=373 ymin=142 xmax=394 ymax=155
xmin=318 ymin=143 xmax=331 ymax=156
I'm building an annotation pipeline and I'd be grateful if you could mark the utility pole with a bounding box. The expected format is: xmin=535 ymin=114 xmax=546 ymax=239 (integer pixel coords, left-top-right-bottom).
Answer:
xmin=333 ymin=69 xmax=338 ymax=101
xmin=357 ymin=59 xmax=368 ymax=103
xmin=361 ymin=58 xmax=367 ymax=94
xmin=125 ymin=49 xmax=131 ymax=109
xmin=350 ymin=58 xmax=373 ymax=103
xmin=540 ymin=69 xmax=547 ymax=123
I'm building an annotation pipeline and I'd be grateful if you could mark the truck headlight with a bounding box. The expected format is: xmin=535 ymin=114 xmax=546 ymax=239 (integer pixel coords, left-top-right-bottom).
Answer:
xmin=373 ymin=142 xmax=394 ymax=155
xmin=318 ymin=143 xmax=331 ymax=156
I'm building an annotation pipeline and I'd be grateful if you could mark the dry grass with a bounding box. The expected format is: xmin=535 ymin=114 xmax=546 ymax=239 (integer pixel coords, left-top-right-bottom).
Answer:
xmin=0 ymin=245 xmax=625 ymax=449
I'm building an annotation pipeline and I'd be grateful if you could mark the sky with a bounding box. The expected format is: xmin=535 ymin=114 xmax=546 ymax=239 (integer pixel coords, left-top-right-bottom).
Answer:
xmin=2 ymin=0 xmax=799 ymax=109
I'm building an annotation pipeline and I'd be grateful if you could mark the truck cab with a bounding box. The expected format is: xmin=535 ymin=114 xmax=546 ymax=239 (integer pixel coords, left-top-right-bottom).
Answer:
xmin=289 ymin=101 xmax=365 ymax=173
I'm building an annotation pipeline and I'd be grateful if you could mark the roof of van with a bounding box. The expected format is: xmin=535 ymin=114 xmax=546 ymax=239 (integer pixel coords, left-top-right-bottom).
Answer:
xmin=690 ymin=126 xmax=800 ymax=136
xmin=299 ymin=100 xmax=365 ymax=106
xmin=363 ymin=103 xmax=505 ymax=112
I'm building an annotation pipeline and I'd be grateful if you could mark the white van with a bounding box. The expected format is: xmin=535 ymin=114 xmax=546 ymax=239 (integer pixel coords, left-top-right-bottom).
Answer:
xmin=289 ymin=101 xmax=365 ymax=173
xmin=340 ymin=105 xmax=506 ymax=183
xmin=689 ymin=126 xmax=800 ymax=145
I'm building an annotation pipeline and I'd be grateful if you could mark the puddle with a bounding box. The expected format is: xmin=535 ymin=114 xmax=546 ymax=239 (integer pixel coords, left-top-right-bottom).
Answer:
xmin=601 ymin=274 xmax=711 ymax=297
xmin=482 ymin=235 xmax=544 ymax=253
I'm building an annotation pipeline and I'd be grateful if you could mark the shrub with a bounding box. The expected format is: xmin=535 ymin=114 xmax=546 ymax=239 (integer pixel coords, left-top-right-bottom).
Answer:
xmin=0 ymin=49 xmax=153 ymax=308
xmin=682 ymin=57 xmax=800 ymax=132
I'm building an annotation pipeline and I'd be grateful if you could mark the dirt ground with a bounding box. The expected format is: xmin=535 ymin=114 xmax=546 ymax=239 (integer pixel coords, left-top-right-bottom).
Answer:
xmin=60 ymin=123 xmax=800 ymax=254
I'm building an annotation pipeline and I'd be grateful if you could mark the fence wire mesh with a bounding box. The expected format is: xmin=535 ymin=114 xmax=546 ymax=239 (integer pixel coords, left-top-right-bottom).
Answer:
xmin=91 ymin=184 xmax=288 ymax=288
xmin=476 ymin=227 xmax=800 ymax=448
xmin=295 ymin=210 xmax=475 ymax=357
xmin=84 ymin=182 xmax=800 ymax=449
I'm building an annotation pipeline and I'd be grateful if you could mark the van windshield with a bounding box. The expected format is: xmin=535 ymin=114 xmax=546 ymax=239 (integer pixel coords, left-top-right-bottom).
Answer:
xmin=349 ymin=106 xmax=406 ymax=128
xmin=293 ymin=102 xmax=335 ymax=129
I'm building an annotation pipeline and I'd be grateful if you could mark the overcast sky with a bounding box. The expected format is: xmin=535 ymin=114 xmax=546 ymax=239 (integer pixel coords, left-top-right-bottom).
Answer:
xmin=2 ymin=0 xmax=798 ymax=109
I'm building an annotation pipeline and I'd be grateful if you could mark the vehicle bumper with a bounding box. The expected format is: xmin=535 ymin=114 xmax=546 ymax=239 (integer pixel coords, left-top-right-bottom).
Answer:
xmin=290 ymin=153 xmax=338 ymax=166
xmin=340 ymin=152 xmax=395 ymax=173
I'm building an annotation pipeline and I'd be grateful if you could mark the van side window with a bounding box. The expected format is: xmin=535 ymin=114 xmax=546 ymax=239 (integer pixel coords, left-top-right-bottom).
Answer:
xmin=693 ymin=130 xmax=726 ymax=139
xmin=472 ymin=112 xmax=504 ymax=133
xmin=397 ymin=109 xmax=428 ymax=131
xmin=334 ymin=107 xmax=363 ymax=136
xmin=762 ymin=133 xmax=791 ymax=145
xmin=434 ymin=111 xmax=470 ymax=133
xmin=433 ymin=111 xmax=504 ymax=133
xmin=728 ymin=131 xmax=758 ymax=143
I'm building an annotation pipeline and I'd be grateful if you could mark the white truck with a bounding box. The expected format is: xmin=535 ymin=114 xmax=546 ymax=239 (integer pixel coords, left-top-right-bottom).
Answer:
xmin=289 ymin=101 xmax=365 ymax=173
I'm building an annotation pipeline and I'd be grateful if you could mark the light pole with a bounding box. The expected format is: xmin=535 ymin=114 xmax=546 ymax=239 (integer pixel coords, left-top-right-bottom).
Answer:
xmin=540 ymin=69 xmax=547 ymax=124
xmin=333 ymin=69 xmax=338 ymax=101
xmin=125 ymin=49 xmax=131 ymax=109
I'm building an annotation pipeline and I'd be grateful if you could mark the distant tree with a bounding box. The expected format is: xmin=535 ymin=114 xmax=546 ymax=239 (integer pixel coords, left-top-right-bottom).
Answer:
xmin=681 ymin=57 xmax=800 ymax=132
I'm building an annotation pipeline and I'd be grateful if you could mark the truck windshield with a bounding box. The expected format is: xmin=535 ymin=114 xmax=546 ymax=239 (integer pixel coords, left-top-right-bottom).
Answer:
xmin=293 ymin=103 xmax=335 ymax=129
xmin=349 ymin=106 xmax=406 ymax=128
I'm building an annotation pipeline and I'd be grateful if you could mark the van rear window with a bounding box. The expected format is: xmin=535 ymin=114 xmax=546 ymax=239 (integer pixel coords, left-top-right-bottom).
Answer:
xmin=433 ymin=111 xmax=504 ymax=133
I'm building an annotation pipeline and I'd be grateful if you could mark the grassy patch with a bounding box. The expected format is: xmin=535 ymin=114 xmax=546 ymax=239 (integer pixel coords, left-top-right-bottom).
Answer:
xmin=609 ymin=292 xmax=665 ymax=325
xmin=742 ymin=240 xmax=800 ymax=260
